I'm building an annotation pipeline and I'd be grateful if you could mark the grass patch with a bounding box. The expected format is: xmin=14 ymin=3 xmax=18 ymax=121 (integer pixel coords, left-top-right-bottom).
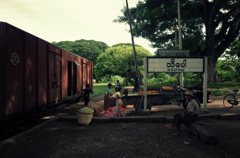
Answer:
xmin=91 ymin=83 xmax=108 ymax=97
xmin=91 ymin=83 xmax=119 ymax=97
xmin=91 ymin=83 xmax=133 ymax=97
xmin=91 ymin=82 xmax=238 ymax=97
xmin=210 ymin=90 xmax=229 ymax=96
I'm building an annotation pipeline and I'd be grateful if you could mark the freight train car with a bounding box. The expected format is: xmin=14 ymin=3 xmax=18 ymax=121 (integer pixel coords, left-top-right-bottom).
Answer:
xmin=0 ymin=22 xmax=93 ymax=127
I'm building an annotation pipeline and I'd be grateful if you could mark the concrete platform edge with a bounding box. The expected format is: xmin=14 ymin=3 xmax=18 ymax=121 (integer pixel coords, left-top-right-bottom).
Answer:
xmin=1 ymin=113 xmax=240 ymax=147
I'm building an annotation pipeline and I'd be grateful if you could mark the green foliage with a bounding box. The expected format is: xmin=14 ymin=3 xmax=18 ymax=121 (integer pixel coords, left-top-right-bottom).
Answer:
xmin=115 ymin=0 xmax=204 ymax=51
xmin=217 ymin=54 xmax=240 ymax=81
xmin=184 ymin=72 xmax=202 ymax=82
xmin=218 ymin=70 xmax=236 ymax=82
xmin=235 ymin=63 xmax=240 ymax=79
xmin=161 ymin=78 xmax=178 ymax=86
xmin=112 ymin=43 xmax=141 ymax=47
xmin=110 ymin=75 xmax=125 ymax=83
xmin=147 ymin=73 xmax=173 ymax=84
xmin=75 ymin=39 xmax=108 ymax=52
xmin=220 ymin=39 xmax=240 ymax=81
xmin=208 ymin=82 xmax=240 ymax=89
xmin=94 ymin=44 xmax=152 ymax=80
xmin=228 ymin=39 xmax=240 ymax=57
xmin=97 ymin=76 xmax=111 ymax=83
xmin=149 ymin=75 xmax=178 ymax=86
xmin=210 ymin=90 xmax=229 ymax=96
xmin=115 ymin=0 xmax=240 ymax=82
xmin=53 ymin=39 xmax=108 ymax=64
xmin=97 ymin=75 xmax=125 ymax=84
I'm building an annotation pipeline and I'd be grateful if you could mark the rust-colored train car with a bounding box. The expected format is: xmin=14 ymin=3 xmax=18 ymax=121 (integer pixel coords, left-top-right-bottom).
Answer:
xmin=0 ymin=22 xmax=93 ymax=125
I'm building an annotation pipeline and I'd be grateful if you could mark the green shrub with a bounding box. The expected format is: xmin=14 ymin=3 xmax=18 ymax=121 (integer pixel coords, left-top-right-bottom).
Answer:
xmin=210 ymin=90 xmax=229 ymax=96
xmin=208 ymin=82 xmax=240 ymax=89
xmin=218 ymin=71 xmax=236 ymax=81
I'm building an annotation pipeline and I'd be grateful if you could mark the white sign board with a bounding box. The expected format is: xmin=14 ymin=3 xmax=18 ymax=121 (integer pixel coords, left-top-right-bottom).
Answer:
xmin=157 ymin=49 xmax=190 ymax=57
xmin=147 ymin=57 xmax=204 ymax=73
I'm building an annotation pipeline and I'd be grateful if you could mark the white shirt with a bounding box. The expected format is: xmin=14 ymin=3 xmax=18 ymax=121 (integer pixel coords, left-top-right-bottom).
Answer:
xmin=186 ymin=99 xmax=200 ymax=115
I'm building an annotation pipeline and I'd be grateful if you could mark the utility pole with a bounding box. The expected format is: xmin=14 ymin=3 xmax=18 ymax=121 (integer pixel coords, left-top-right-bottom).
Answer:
xmin=177 ymin=0 xmax=182 ymax=50
xmin=177 ymin=0 xmax=184 ymax=87
xmin=125 ymin=0 xmax=138 ymax=71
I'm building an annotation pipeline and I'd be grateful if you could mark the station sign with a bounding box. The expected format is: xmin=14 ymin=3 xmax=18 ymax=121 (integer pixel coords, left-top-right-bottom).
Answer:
xmin=147 ymin=57 xmax=204 ymax=73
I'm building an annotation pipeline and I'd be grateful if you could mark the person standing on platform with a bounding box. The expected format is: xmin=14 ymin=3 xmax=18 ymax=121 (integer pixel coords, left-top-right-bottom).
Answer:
xmin=81 ymin=84 xmax=93 ymax=107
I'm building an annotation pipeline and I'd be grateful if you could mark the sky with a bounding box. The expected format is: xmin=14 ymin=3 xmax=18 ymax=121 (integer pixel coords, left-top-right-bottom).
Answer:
xmin=0 ymin=0 xmax=157 ymax=54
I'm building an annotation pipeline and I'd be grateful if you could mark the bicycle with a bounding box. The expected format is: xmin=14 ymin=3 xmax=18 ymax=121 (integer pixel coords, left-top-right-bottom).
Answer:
xmin=223 ymin=90 xmax=239 ymax=109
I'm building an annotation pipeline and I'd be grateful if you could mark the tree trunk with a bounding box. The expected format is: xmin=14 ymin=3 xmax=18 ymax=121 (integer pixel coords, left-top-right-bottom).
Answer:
xmin=207 ymin=58 xmax=220 ymax=83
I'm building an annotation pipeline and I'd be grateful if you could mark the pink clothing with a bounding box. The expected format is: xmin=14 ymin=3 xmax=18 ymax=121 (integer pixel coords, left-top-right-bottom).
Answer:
xmin=99 ymin=106 xmax=126 ymax=117
xmin=99 ymin=110 xmax=114 ymax=117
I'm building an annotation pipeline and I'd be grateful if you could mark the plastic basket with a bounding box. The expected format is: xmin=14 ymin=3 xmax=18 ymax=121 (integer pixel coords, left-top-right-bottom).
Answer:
xmin=78 ymin=112 xmax=93 ymax=126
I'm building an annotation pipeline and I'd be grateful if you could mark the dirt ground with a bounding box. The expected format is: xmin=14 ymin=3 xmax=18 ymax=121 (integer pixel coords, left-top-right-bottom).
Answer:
xmin=1 ymin=89 xmax=240 ymax=158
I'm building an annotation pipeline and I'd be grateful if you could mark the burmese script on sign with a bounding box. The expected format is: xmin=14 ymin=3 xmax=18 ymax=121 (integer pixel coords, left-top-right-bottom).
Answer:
xmin=166 ymin=59 xmax=186 ymax=72
xmin=147 ymin=57 xmax=204 ymax=73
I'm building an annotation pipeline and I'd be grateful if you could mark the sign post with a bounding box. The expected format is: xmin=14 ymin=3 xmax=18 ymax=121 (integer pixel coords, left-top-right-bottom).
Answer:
xmin=142 ymin=57 xmax=150 ymax=116
xmin=143 ymin=56 xmax=209 ymax=114
xmin=203 ymin=56 xmax=209 ymax=113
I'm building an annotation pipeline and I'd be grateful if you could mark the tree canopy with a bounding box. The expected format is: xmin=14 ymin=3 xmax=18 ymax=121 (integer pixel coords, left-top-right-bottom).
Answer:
xmin=52 ymin=39 xmax=109 ymax=64
xmin=94 ymin=44 xmax=152 ymax=80
xmin=115 ymin=0 xmax=240 ymax=82
xmin=228 ymin=38 xmax=240 ymax=57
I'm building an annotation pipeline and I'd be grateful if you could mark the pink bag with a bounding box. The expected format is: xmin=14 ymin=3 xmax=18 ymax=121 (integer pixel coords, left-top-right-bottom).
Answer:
xmin=109 ymin=106 xmax=126 ymax=117
xmin=99 ymin=106 xmax=126 ymax=117
xmin=99 ymin=110 xmax=114 ymax=117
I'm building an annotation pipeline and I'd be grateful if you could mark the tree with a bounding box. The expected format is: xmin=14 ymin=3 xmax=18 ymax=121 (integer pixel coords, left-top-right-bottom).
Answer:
xmin=94 ymin=44 xmax=152 ymax=80
xmin=217 ymin=57 xmax=240 ymax=81
xmin=115 ymin=0 xmax=240 ymax=82
xmin=219 ymin=38 xmax=240 ymax=81
xmin=75 ymin=39 xmax=109 ymax=53
xmin=53 ymin=39 xmax=109 ymax=64
xmin=228 ymin=38 xmax=240 ymax=57
xmin=112 ymin=43 xmax=141 ymax=47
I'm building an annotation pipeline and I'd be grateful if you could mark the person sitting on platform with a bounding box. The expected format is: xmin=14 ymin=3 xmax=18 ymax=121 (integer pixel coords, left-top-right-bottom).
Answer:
xmin=106 ymin=87 xmax=123 ymax=110
xmin=166 ymin=90 xmax=200 ymax=136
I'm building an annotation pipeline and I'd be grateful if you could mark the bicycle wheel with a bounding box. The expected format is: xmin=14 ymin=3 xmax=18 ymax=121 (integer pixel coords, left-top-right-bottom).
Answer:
xmin=223 ymin=94 xmax=235 ymax=109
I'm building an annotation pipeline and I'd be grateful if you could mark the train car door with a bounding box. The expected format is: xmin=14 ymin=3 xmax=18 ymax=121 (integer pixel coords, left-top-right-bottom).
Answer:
xmin=67 ymin=61 xmax=73 ymax=96
xmin=82 ymin=59 xmax=87 ymax=89
xmin=48 ymin=51 xmax=62 ymax=103
xmin=73 ymin=61 xmax=81 ymax=94
xmin=67 ymin=61 xmax=80 ymax=96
